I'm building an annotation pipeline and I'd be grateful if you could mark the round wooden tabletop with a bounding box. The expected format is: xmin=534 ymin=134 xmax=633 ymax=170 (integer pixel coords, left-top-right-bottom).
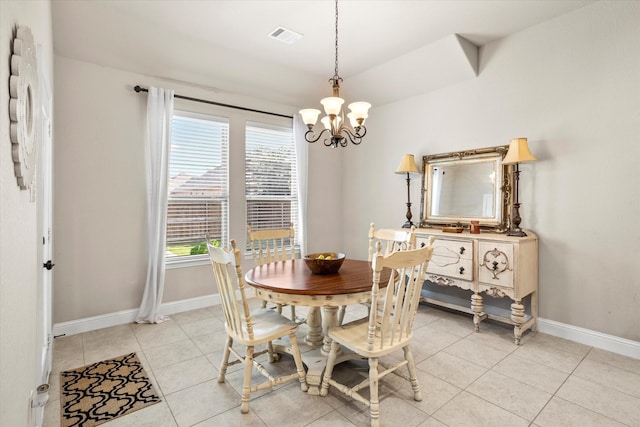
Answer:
xmin=245 ymin=259 xmax=391 ymax=296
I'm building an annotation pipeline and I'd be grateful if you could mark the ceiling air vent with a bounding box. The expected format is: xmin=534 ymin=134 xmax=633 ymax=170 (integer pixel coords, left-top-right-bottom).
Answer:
xmin=268 ymin=26 xmax=303 ymax=45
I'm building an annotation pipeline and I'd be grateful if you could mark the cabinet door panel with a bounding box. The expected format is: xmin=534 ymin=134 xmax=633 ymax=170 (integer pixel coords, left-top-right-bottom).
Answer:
xmin=478 ymin=242 xmax=514 ymax=287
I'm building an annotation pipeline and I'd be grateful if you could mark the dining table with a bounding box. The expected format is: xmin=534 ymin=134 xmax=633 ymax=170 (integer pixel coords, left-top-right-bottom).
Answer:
xmin=244 ymin=258 xmax=392 ymax=395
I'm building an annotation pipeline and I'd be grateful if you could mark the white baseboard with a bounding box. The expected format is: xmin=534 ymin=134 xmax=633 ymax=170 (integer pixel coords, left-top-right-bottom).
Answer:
xmin=421 ymin=290 xmax=640 ymax=359
xmin=54 ymin=293 xmax=640 ymax=360
xmin=52 ymin=294 xmax=222 ymax=337
xmin=537 ymin=318 xmax=640 ymax=360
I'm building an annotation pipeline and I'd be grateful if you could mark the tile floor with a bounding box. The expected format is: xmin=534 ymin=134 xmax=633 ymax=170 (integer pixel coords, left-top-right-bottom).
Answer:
xmin=45 ymin=300 xmax=640 ymax=427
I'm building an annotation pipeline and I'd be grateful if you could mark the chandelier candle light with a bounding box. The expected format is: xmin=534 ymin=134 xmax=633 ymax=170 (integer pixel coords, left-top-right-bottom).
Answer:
xmin=502 ymin=138 xmax=537 ymax=237
xmin=395 ymin=154 xmax=421 ymax=228
xmin=299 ymin=0 xmax=371 ymax=148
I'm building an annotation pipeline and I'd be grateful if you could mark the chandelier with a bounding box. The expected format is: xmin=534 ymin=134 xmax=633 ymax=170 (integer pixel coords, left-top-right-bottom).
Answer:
xmin=299 ymin=0 xmax=371 ymax=148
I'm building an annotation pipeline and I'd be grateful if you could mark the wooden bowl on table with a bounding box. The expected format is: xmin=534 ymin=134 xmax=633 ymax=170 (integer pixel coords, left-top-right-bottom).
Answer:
xmin=304 ymin=252 xmax=346 ymax=274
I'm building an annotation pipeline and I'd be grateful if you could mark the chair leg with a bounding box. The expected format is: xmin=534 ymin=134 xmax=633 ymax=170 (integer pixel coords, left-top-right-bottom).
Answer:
xmin=320 ymin=340 xmax=340 ymax=397
xmin=267 ymin=340 xmax=280 ymax=363
xmin=241 ymin=346 xmax=254 ymax=414
xmin=288 ymin=332 xmax=308 ymax=391
xmin=261 ymin=299 xmax=267 ymax=309
xmin=369 ymin=357 xmax=380 ymax=427
xmin=290 ymin=304 xmax=296 ymax=322
xmin=403 ymin=345 xmax=422 ymax=401
xmin=218 ymin=336 xmax=233 ymax=383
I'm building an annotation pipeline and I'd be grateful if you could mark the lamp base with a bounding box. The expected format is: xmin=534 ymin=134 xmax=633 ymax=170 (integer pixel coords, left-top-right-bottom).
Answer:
xmin=401 ymin=221 xmax=414 ymax=229
xmin=508 ymin=201 xmax=527 ymax=237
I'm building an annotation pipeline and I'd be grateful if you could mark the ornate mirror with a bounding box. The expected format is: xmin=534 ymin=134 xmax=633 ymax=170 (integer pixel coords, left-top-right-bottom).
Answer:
xmin=419 ymin=145 xmax=511 ymax=232
xmin=9 ymin=25 xmax=39 ymax=190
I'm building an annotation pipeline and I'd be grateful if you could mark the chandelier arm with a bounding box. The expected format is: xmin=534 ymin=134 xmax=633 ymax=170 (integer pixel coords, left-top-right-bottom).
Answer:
xmin=304 ymin=128 xmax=330 ymax=144
xmin=343 ymin=125 xmax=367 ymax=139
xmin=339 ymin=127 xmax=364 ymax=146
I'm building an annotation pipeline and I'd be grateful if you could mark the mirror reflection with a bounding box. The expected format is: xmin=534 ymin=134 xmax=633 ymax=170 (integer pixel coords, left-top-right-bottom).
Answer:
xmin=430 ymin=161 xmax=496 ymax=218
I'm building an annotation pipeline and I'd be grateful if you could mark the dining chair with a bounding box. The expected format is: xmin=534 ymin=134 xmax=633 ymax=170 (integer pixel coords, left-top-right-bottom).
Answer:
xmin=367 ymin=222 xmax=416 ymax=262
xmin=337 ymin=223 xmax=417 ymax=325
xmin=247 ymin=223 xmax=302 ymax=322
xmin=320 ymin=237 xmax=435 ymax=427
xmin=206 ymin=237 xmax=308 ymax=414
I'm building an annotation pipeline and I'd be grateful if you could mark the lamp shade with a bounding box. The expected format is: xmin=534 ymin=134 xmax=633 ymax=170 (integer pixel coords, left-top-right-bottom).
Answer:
xmin=395 ymin=154 xmax=420 ymax=174
xmin=347 ymin=101 xmax=371 ymax=119
xmin=299 ymin=109 xmax=321 ymax=126
xmin=320 ymin=96 xmax=345 ymax=115
xmin=503 ymin=138 xmax=537 ymax=164
xmin=321 ymin=115 xmax=342 ymax=130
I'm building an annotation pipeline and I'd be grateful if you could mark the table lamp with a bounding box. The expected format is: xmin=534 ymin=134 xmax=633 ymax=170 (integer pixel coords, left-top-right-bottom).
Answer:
xmin=502 ymin=138 xmax=537 ymax=237
xmin=395 ymin=154 xmax=421 ymax=228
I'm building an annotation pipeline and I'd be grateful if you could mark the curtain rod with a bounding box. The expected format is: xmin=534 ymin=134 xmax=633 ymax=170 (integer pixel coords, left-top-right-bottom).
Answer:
xmin=133 ymin=85 xmax=293 ymax=119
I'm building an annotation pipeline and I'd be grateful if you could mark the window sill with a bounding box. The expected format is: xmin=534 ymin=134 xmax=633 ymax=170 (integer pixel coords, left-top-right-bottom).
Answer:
xmin=166 ymin=255 xmax=209 ymax=269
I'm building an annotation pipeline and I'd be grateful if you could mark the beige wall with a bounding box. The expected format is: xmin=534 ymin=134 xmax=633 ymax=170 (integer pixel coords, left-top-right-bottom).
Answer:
xmin=342 ymin=1 xmax=640 ymax=341
xmin=52 ymin=57 xmax=345 ymax=323
xmin=0 ymin=1 xmax=53 ymax=425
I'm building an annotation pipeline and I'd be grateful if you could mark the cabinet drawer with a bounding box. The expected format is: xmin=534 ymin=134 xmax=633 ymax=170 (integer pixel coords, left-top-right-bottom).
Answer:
xmin=419 ymin=238 xmax=473 ymax=281
xmin=478 ymin=241 xmax=514 ymax=287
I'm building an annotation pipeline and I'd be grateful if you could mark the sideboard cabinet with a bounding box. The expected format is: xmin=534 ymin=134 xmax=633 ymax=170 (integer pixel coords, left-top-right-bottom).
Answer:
xmin=414 ymin=228 xmax=538 ymax=344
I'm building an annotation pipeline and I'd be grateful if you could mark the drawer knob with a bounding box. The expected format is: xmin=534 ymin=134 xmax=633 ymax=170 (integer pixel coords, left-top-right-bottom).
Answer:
xmin=492 ymin=261 xmax=499 ymax=271
xmin=459 ymin=266 xmax=465 ymax=274
xmin=459 ymin=247 xmax=465 ymax=254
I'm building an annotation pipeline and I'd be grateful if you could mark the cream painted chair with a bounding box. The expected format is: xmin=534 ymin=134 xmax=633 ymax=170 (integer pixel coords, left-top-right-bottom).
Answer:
xmin=337 ymin=223 xmax=417 ymax=325
xmin=206 ymin=238 xmax=307 ymax=414
xmin=320 ymin=238 xmax=435 ymax=427
xmin=367 ymin=222 xmax=416 ymax=262
xmin=247 ymin=223 xmax=301 ymax=322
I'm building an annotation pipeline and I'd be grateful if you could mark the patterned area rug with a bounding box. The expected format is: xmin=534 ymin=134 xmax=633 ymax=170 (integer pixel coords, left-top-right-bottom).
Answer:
xmin=60 ymin=352 xmax=161 ymax=427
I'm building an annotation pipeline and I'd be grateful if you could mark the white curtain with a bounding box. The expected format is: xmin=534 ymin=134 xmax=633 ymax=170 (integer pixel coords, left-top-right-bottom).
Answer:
xmin=136 ymin=87 xmax=174 ymax=323
xmin=293 ymin=114 xmax=308 ymax=256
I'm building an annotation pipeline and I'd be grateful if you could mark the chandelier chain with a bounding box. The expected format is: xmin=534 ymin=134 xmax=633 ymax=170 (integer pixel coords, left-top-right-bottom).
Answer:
xmin=334 ymin=0 xmax=339 ymax=79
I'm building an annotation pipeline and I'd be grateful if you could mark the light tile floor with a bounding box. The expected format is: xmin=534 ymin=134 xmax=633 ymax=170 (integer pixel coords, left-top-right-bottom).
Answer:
xmin=45 ymin=300 xmax=640 ymax=427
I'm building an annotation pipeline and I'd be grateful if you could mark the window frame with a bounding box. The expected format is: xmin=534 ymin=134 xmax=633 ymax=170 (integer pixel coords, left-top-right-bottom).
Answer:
xmin=165 ymin=110 xmax=230 ymax=268
xmin=164 ymin=102 xmax=298 ymax=269
xmin=245 ymin=121 xmax=300 ymax=258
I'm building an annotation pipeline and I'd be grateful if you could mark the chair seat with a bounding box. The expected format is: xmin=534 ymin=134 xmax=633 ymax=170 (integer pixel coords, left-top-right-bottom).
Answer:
xmin=328 ymin=318 xmax=412 ymax=358
xmin=227 ymin=308 xmax=299 ymax=346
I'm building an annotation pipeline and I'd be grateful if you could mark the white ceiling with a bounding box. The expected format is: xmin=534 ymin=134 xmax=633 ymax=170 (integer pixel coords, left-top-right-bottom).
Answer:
xmin=52 ymin=0 xmax=595 ymax=108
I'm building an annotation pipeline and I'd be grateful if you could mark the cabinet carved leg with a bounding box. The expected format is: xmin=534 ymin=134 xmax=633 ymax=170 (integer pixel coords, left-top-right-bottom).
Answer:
xmin=510 ymin=300 xmax=525 ymax=345
xmin=471 ymin=293 xmax=483 ymax=332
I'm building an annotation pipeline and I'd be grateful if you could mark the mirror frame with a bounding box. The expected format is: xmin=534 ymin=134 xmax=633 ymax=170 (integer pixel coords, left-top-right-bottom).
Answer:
xmin=419 ymin=145 xmax=512 ymax=232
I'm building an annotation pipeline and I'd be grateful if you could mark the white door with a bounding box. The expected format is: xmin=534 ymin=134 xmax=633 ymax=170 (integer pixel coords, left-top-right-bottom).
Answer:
xmin=34 ymin=57 xmax=53 ymax=427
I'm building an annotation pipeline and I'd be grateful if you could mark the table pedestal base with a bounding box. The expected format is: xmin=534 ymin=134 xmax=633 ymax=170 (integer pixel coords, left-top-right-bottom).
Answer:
xmin=272 ymin=318 xmax=361 ymax=395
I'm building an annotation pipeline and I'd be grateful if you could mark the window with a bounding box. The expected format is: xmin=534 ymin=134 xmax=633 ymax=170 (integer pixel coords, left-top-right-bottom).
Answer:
xmin=245 ymin=122 xmax=299 ymax=250
xmin=165 ymin=111 xmax=229 ymax=262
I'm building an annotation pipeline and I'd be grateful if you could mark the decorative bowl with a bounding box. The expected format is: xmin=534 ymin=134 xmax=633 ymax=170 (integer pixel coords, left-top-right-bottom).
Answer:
xmin=303 ymin=252 xmax=346 ymax=275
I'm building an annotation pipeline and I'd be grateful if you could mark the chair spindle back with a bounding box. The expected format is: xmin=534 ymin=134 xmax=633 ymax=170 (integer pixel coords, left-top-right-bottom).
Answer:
xmin=369 ymin=237 xmax=434 ymax=351
xmin=368 ymin=222 xmax=416 ymax=262
xmin=247 ymin=223 xmax=296 ymax=266
xmin=206 ymin=238 xmax=254 ymax=340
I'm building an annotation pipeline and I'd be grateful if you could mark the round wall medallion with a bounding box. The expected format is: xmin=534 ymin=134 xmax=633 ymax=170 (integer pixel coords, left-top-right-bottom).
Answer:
xmin=9 ymin=25 xmax=39 ymax=190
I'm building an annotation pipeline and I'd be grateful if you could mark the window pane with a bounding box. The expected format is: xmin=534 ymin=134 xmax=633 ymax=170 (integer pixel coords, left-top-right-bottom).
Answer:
xmin=166 ymin=112 xmax=229 ymax=259
xmin=245 ymin=122 xmax=298 ymax=247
